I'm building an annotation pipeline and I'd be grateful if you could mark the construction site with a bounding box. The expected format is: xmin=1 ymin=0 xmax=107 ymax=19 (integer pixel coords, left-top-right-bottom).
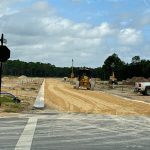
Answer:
xmin=0 ymin=68 xmax=150 ymax=150
xmin=1 ymin=1 xmax=150 ymax=149
xmin=0 ymin=74 xmax=150 ymax=116
xmin=45 ymin=78 xmax=150 ymax=115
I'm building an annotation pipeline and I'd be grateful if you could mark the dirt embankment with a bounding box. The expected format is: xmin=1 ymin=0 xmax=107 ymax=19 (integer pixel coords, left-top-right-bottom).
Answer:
xmin=45 ymin=78 xmax=150 ymax=116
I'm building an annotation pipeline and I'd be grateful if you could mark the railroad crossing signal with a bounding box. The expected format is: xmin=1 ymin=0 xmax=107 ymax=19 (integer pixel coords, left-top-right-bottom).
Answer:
xmin=0 ymin=45 xmax=10 ymax=62
xmin=0 ymin=34 xmax=11 ymax=95
xmin=0 ymin=34 xmax=10 ymax=62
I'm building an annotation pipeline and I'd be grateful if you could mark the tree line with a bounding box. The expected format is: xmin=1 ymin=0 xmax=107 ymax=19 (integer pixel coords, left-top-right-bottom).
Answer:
xmin=2 ymin=53 xmax=150 ymax=80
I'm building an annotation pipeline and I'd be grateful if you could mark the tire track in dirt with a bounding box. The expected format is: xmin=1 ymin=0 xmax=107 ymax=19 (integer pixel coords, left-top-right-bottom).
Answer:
xmin=54 ymin=86 xmax=116 ymax=114
xmin=45 ymin=79 xmax=150 ymax=116
xmin=63 ymin=83 xmax=150 ymax=115
xmin=45 ymin=79 xmax=116 ymax=113
xmin=57 ymin=84 xmax=139 ymax=115
xmin=45 ymin=80 xmax=89 ymax=112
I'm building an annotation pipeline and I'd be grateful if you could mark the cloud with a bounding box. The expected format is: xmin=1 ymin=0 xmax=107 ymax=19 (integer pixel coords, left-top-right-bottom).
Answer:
xmin=0 ymin=0 xmax=20 ymax=17
xmin=0 ymin=0 xmax=149 ymax=67
xmin=118 ymin=28 xmax=142 ymax=46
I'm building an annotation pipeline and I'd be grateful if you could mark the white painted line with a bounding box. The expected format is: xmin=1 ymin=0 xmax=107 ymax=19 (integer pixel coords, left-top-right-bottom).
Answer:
xmin=33 ymin=80 xmax=45 ymax=108
xmin=15 ymin=117 xmax=37 ymax=150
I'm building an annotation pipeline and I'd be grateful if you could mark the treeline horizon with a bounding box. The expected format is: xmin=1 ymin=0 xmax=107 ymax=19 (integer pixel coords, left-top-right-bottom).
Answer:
xmin=2 ymin=53 xmax=150 ymax=81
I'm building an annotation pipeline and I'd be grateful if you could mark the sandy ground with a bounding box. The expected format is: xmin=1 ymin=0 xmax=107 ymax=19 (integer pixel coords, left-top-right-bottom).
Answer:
xmin=45 ymin=78 xmax=150 ymax=116
xmin=94 ymin=83 xmax=150 ymax=103
xmin=0 ymin=76 xmax=43 ymax=114
xmin=1 ymin=77 xmax=150 ymax=117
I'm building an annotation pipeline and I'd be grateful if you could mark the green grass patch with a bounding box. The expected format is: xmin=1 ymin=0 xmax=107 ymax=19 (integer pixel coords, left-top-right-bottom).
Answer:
xmin=0 ymin=96 xmax=29 ymax=113
xmin=0 ymin=96 xmax=14 ymax=103
xmin=3 ymin=103 xmax=24 ymax=113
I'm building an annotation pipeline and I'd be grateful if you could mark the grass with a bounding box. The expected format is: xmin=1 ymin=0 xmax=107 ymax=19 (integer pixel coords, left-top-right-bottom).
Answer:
xmin=0 ymin=96 xmax=29 ymax=113
xmin=0 ymin=96 xmax=13 ymax=103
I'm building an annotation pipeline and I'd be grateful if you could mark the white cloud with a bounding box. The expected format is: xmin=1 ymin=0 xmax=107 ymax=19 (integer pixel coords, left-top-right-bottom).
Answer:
xmin=78 ymin=23 xmax=113 ymax=38
xmin=118 ymin=28 xmax=142 ymax=46
xmin=32 ymin=1 xmax=49 ymax=10
xmin=0 ymin=0 xmax=148 ymax=67
xmin=0 ymin=0 xmax=20 ymax=17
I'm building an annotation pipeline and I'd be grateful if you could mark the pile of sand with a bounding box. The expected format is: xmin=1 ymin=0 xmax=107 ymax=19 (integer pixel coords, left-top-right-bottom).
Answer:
xmin=18 ymin=75 xmax=27 ymax=80
xmin=123 ymin=77 xmax=150 ymax=85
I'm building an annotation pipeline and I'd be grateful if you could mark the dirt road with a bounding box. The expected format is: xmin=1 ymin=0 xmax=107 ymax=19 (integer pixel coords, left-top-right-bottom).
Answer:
xmin=45 ymin=78 xmax=150 ymax=116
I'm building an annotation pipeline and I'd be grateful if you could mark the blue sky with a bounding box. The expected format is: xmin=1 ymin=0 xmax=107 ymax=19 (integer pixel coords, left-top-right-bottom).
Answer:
xmin=48 ymin=0 xmax=148 ymax=24
xmin=0 ymin=0 xmax=149 ymax=67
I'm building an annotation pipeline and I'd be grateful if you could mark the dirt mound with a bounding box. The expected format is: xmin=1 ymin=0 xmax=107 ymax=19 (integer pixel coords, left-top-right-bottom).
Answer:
xmin=123 ymin=77 xmax=150 ymax=85
xmin=18 ymin=75 xmax=27 ymax=79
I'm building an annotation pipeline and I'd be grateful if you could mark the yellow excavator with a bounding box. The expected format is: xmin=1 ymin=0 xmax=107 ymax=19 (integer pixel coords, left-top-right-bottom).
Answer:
xmin=75 ymin=68 xmax=95 ymax=90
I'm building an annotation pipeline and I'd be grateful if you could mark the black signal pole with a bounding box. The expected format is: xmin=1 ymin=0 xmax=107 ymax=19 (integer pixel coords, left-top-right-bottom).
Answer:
xmin=72 ymin=59 xmax=74 ymax=75
xmin=0 ymin=34 xmax=3 ymax=95
xmin=0 ymin=34 xmax=7 ymax=95
xmin=0 ymin=65 xmax=1 ymax=94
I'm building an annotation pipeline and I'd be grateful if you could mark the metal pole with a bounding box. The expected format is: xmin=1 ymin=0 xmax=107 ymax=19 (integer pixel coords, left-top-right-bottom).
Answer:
xmin=71 ymin=59 xmax=74 ymax=78
xmin=1 ymin=34 xmax=4 ymax=46
xmin=72 ymin=59 xmax=73 ymax=74
xmin=0 ymin=34 xmax=4 ymax=96
xmin=0 ymin=62 xmax=2 ymax=95
xmin=0 ymin=33 xmax=8 ymax=97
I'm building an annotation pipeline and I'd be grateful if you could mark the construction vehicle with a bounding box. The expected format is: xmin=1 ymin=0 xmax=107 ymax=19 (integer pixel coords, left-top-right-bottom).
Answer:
xmin=135 ymin=82 xmax=150 ymax=96
xmin=109 ymin=72 xmax=118 ymax=85
xmin=75 ymin=68 xmax=95 ymax=90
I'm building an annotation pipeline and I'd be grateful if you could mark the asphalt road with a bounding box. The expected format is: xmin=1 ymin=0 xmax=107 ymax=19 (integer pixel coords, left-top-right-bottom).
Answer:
xmin=0 ymin=112 xmax=150 ymax=150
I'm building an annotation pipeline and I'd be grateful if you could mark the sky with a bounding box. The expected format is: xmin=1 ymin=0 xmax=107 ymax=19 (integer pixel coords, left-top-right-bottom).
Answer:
xmin=0 ymin=0 xmax=150 ymax=67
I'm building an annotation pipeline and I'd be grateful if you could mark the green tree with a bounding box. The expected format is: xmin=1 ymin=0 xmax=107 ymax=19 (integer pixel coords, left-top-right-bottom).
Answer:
xmin=102 ymin=53 xmax=125 ymax=80
xmin=132 ymin=56 xmax=141 ymax=64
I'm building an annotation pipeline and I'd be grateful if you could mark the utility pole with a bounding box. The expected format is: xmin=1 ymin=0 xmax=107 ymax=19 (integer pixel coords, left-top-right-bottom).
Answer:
xmin=111 ymin=63 xmax=115 ymax=88
xmin=0 ymin=34 xmax=4 ymax=95
xmin=71 ymin=59 xmax=74 ymax=78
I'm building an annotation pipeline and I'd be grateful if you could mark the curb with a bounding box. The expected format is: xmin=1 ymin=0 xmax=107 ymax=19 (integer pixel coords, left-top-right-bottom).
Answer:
xmin=33 ymin=80 xmax=45 ymax=109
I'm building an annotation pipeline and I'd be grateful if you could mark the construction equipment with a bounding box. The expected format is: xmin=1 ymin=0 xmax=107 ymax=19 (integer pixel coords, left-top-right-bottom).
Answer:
xmin=109 ymin=72 xmax=118 ymax=85
xmin=75 ymin=68 xmax=95 ymax=90
xmin=135 ymin=82 xmax=150 ymax=96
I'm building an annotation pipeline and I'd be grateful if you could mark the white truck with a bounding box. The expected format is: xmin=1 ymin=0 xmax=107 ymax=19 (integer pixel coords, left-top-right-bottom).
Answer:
xmin=135 ymin=82 xmax=150 ymax=96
